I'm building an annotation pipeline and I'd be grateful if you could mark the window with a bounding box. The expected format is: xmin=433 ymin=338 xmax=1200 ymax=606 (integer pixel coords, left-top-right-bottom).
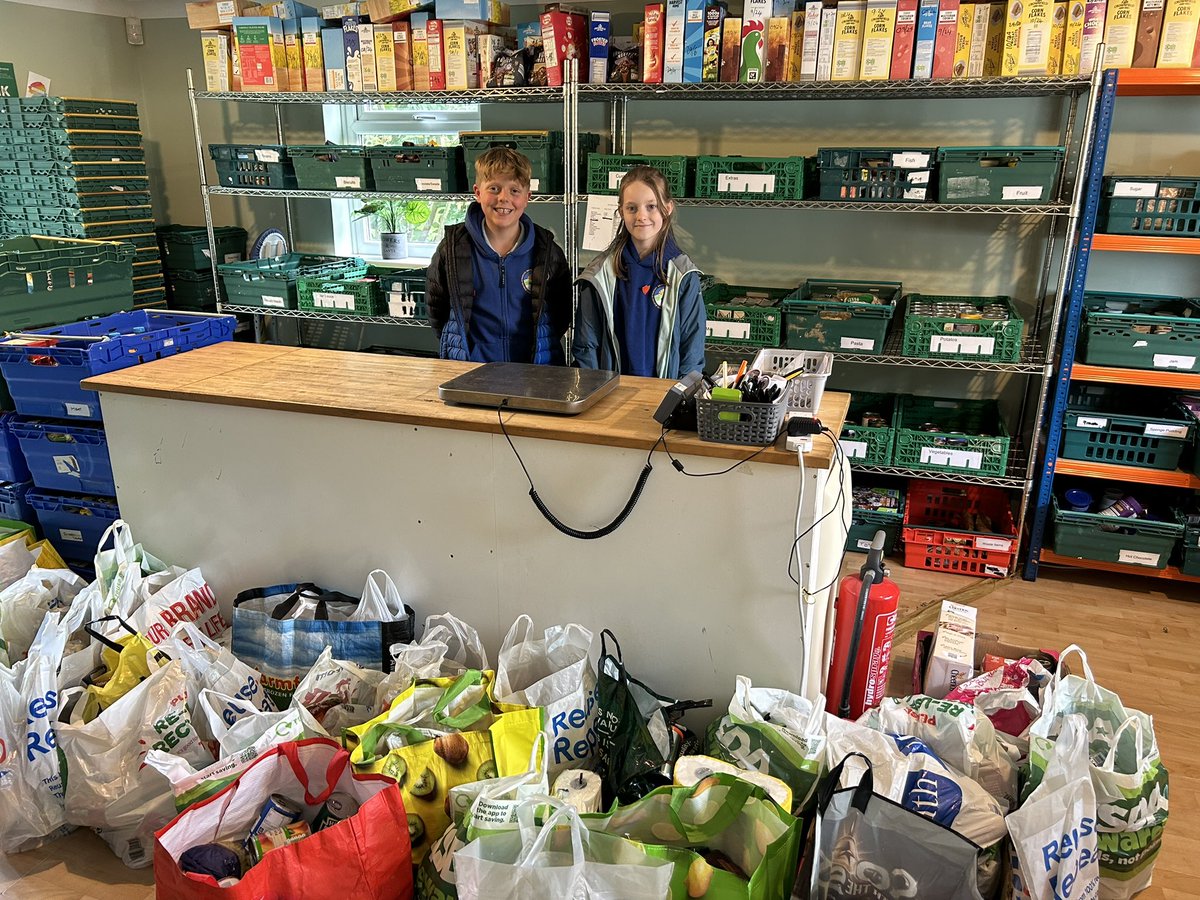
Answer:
xmin=325 ymin=102 xmax=481 ymax=262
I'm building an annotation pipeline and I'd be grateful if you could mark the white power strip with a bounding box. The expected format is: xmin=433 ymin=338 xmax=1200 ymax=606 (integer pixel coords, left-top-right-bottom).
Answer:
xmin=785 ymin=434 xmax=814 ymax=453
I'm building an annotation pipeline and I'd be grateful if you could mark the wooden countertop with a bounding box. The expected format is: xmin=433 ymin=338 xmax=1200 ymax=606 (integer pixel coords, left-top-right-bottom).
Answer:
xmin=83 ymin=343 xmax=849 ymax=469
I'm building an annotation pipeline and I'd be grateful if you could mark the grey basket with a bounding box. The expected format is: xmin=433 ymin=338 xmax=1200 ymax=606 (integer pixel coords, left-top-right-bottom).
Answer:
xmin=696 ymin=395 xmax=788 ymax=445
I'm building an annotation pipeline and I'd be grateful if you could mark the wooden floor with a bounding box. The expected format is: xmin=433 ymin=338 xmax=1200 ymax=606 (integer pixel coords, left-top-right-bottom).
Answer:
xmin=2 ymin=562 xmax=1194 ymax=899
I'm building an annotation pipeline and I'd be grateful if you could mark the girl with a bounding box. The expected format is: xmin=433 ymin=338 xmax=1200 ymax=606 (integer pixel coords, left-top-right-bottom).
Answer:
xmin=573 ymin=166 xmax=706 ymax=379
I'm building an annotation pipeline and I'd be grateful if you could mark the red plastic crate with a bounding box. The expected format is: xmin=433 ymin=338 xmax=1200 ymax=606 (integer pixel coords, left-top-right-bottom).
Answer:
xmin=901 ymin=480 xmax=1018 ymax=579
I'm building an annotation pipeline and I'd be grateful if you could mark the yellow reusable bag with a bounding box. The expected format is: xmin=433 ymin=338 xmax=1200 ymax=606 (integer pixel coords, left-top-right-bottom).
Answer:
xmin=345 ymin=669 xmax=543 ymax=862
xmin=77 ymin=618 xmax=161 ymax=723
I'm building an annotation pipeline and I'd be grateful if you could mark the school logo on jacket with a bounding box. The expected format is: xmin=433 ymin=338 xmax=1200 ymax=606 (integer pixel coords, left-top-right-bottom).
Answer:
xmin=521 ymin=269 xmax=533 ymax=293
xmin=650 ymin=284 xmax=666 ymax=308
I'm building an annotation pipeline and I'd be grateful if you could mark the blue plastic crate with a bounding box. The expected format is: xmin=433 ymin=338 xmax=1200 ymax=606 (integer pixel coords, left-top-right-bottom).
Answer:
xmin=0 ymin=310 xmax=235 ymax=420
xmin=0 ymin=412 xmax=31 ymax=483
xmin=26 ymin=489 xmax=119 ymax=563
xmin=0 ymin=480 xmax=34 ymax=524
xmin=9 ymin=419 xmax=115 ymax=495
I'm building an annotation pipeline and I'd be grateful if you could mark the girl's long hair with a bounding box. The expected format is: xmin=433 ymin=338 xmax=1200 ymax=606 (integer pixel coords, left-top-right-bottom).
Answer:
xmin=604 ymin=166 xmax=678 ymax=282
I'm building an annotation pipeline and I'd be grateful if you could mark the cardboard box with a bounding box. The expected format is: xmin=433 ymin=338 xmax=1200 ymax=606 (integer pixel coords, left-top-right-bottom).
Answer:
xmin=322 ymin=25 xmax=348 ymax=89
xmin=765 ymin=16 xmax=791 ymax=79
xmin=1133 ymin=0 xmax=1167 ymax=63
xmin=644 ymin=3 xmax=667 ymax=82
xmin=1000 ymin=0 xmax=1024 ymax=75
xmin=202 ymin=30 xmax=234 ymax=91
xmin=443 ymin=19 xmax=488 ymax=89
xmin=953 ymin=1 xmax=975 ymax=75
xmin=434 ymin=0 xmax=509 ymax=24
xmin=913 ymin=0 xmax=940 ymax=76
xmin=358 ymin=22 xmax=378 ymax=90
xmin=912 ymin=630 xmax=1071 ymax=696
xmin=891 ymin=0 xmax=919 ymax=75
xmin=231 ymin=29 xmax=243 ymax=89
xmin=1061 ymin=0 xmax=1086 ymax=71
xmin=479 ymin=30 xmax=516 ymax=85
xmin=983 ymin=0 xmax=1006 ymax=72
xmin=321 ymin=2 xmax=367 ymax=17
xmin=363 ymin=0 xmax=433 ymax=24
xmin=684 ymin=0 xmax=708 ymax=80
xmin=283 ymin=18 xmax=303 ymax=90
xmin=967 ymin=1 xmax=991 ymax=74
xmin=860 ymin=0 xmax=897 ymax=78
xmin=740 ymin=0 xmax=771 ymax=81
xmin=932 ymin=0 xmax=961 ymax=77
xmin=234 ymin=16 xmax=288 ymax=91
xmin=801 ymin=0 xmax=824 ymax=79
xmin=1157 ymin=0 xmax=1200 ymax=65
xmin=1080 ymin=0 xmax=1107 ymax=71
xmin=665 ymin=0 xmax=687 ymax=81
xmin=302 ymin=18 xmax=326 ymax=91
xmin=1047 ymin=0 xmax=1068 ymax=71
xmin=832 ymin=0 xmax=867 ymax=79
xmin=1102 ymin=0 xmax=1138 ymax=65
xmin=590 ymin=11 xmax=612 ymax=83
xmin=719 ymin=15 xmax=741 ymax=79
xmin=816 ymin=2 xmax=838 ymax=78
xmin=187 ymin=0 xmax=251 ymax=30
xmin=518 ymin=19 xmax=542 ymax=46
xmin=343 ymin=16 xmax=364 ymax=90
xmin=248 ymin=1 xmax=320 ymax=17
xmin=427 ymin=18 xmax=447 ymax=89
xmin=787 ymin=8 xmax=807 ymax=78
xmin=412 ymin=13 xmax=431 ymax=90
xmin=1017 ymin=0 xmax=1053 ymax=73
xmin=375 ymin=24 xmax=398 ymax=90
xmin=393 ymin=21 xmax=415 ymax=89
xmin=923 ymin=600 xmax=977 ymax=699
xmin=542 ymin=9 xmax=588 ymax=85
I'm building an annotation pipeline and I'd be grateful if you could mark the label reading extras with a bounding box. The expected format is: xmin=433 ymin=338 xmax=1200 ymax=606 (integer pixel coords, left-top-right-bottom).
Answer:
xmin=930 ymin=335 xmax=995 ymax=356
xmin=920 ymin=447 xmax=983 ymax=469
xmin=335 ymin=176 xmax=362 ymax=189
xmin=1153 ymin=354 xmax=1196 ymax=370
xmin=59 ymin=529 xmax=84 ymax=543
xmin=65 ymin=403 xmax=90 ymax=417
xmin=718 ymin=173 xmax=776 ymax=194
xmin=1112 ymin=180 xmax=1157 ymax=197
xmin=841 ymin=439 xmax=868 ymax=459
xmin=261 ymin=294 xmax=286 ymax=308
xmin=1144 ymin=422 xmax=1189 ymax=438
xmin=706 ymin=320 xmax=751 ymax=340
xmin=841 ymin=337 xmax=875 ymax=350
xmin=892 ymin=151 xmax=930 ymax=168
xmin=1002 ymin=185 xmax=1044 ymax=201
xmin=313 ymin=291 xmax=353 ymax=310
xmin=857 ymin=539 xmax=873 ymax=550
xmin=254 ymin=148 xmax=281 ymax=163
xmin=1118 ymin=549 xmax=1160 ymax=567
xmin=53 ymin=455 xmax=80 ymax=476
xmin=976 ymin=536 xmax=1013 ymax=552
xmin=415 ymin=177 xmax=442 ymax=191
xmin=1077 ymin=416 xmax=1108 ymax=429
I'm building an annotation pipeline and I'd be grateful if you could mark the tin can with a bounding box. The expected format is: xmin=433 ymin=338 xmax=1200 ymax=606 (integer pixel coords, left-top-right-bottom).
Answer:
xmin=250 ymin=821 xmax=311 ymax=863
xmin=312 ymin=792 xmax=360 ymax=832
xmin=248 ymin=793 xmax=305 ymax=839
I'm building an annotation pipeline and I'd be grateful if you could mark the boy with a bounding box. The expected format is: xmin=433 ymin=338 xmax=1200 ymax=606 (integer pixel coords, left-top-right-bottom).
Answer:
xmin=426 ymin=147 xmax=571 ymax=364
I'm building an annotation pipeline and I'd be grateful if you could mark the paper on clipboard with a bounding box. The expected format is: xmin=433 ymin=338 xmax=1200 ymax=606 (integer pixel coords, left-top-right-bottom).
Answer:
xmin=581 ymin=194 xmax=621 ymax=252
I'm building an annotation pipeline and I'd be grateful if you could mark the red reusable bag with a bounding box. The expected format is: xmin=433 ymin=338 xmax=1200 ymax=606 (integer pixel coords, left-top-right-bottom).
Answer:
xmin=154 ymin=738 xmax=413 ymax=900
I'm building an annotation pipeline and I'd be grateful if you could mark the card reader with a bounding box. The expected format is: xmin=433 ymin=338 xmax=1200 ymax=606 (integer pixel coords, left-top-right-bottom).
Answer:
xmin=653 ymin=370 xmax=705 ymax=425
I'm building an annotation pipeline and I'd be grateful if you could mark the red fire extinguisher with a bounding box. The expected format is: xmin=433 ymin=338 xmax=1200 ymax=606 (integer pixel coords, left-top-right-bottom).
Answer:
xmin=825 ymin=530 xmax=899 ymax=720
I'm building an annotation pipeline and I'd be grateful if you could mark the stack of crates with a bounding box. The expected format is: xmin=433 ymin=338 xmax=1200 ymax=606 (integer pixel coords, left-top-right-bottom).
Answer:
xmin=157 ymin=225 xmax=248 ymax=312
xmin=0 ymin=96 xmax=166 ymax=309
xmin=0 ymin=310 xmax=236 ymax=565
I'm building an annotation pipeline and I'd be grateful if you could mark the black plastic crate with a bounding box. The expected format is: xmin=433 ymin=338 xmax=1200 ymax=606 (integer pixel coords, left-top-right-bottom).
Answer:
xmin=157 ymin=224 xmax=247 ymax=271
xmin=1098 ymin=176 xmax=1200 ymax=236
xmin=289 ymin=145 xmax=372 ymax=191
xmin=818 ymin=147 xmax=935 ymax=203
xmin=209 ymin=144 xmax=295 ymax=189
xmin=461 ymin=131 xmax=601 ymax=194
xmin=368 ymin=145 xmax=466 ymax=193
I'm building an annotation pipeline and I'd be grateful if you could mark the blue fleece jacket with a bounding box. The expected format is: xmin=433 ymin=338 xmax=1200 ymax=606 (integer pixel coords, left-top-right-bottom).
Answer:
xmin=462 ymin=203 xmax=537 ymax=363
xmin=613 ymin=241 xmax=666 ymax=377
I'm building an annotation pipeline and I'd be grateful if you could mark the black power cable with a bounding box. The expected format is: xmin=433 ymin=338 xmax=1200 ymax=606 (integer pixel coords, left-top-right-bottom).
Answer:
xmin=788 ymin=428 xmax=851 ymax=590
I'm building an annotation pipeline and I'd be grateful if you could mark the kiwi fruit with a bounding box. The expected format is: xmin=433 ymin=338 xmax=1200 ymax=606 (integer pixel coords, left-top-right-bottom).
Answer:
xmin=475 ymin=760 xmax=498 ymax=781
xmin=411 ymin=766 xmax=437 ymax=798
xmin=408 ymin=813 xmax=426 ymax=845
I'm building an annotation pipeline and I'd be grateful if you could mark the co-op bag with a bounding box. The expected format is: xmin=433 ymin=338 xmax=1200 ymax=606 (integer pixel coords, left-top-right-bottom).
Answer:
xmin=154 ymin=737 xmax=413 ymax=900
xmin=232 ymin=570 xmax=415 ymax=708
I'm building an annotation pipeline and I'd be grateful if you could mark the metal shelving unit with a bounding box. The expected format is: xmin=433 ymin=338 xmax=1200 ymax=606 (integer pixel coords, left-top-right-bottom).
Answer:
xmin=674 ymin=198 xmax=1071 ymax=215
xmin=852 ymin=446 xmax=1031 ymax=489
xmin=220 ymin=305 xmax=428 ymax=326
xmin=578 ymin=76 xmax=1091 ymax=100
xmin=206 ymin=186 xmax=566 ymax=204
xmin=1024 ymin=67 xmax=1200 ymax=581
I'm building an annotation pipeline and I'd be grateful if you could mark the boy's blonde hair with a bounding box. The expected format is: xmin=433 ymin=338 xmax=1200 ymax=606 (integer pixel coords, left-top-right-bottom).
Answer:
xmin=474 ymin=147 xmax=532 ymax=188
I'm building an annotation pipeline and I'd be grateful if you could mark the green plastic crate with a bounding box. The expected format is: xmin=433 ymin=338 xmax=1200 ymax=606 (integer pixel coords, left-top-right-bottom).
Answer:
xmin=841 ymin=392 xmax=897 ymax=466
xmin=1062 ymin=383 xmax=1195 ymax=470
xmin=157 ymin=225 xmax=247 ymax=272
xmin=25 ymin=129 xmax=143 ymax=148
xmin=846 ymin=507 xmax=904 ymax=554
xmin=694 ymin=155 xmax=816 ymax=201
xmin=298 ymin=267 xmax=386 ymax=315
xmin=218 ymin=254 xmax=367 ymax=310
xmin=783 ymin=279 xmax=900 ymax=354
xmin=81 ymin=218 xmax=155 ymax=238
xmin=167 ymin=269 xmax=220 ymax=311
xmin=1052 ymin=494 xmax=1183 ymax=570
xmin=289 ymin=145 xmax=372 ymax=191
xmin=818 ymin=147 xmax=935 ymax=203
xmin=893 ymin=396 xmax=1011 ymax=477
xmin=1098 ymin=176 xmax=1200 ymax=236
xmin=461 ymin=131 xmax=600 ymax=194
xmin=19 ymin=97 xmax=139 ymax=117
xmin=209 ymin=144 xmax=295 ymax=189
xmin=0 ymin=236 xmax=133 ymax=331
xmin=901 ymin=294 xmax=1024 ymax=363
xmin=378 ymin=268 xmax=429 ymax=320
xmin=78 ymin=204 xmax=153 ymax=224
xmin=1174 ymin=505 xmax=1200 ymax=576
xmin=1081 ymin=292 xmax=1200 ymax=372
xmin=936 ymin=146 xmax=1064 ymax=205
xmin=66 ymin=145 xmax=147 ymax=163
xmin=703 ymin=282 xmax=788 ymax=347
xmin=368 ymin=145 xmax=466 ymax=193
xmin=586 ymin=154 xmax=693 ymax=197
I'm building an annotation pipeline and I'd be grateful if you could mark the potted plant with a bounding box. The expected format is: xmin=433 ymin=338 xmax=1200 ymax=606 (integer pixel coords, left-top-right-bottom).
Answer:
xmin=353 ymin=198 xmax=431 ymax=260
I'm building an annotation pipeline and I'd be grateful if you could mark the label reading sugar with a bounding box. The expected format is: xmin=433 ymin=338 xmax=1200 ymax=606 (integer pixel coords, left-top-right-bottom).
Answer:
xmin=841 ymin=439 xmax=868 ymax=459
xmin=718 ymin=173 xmax=776 ymax=194
xmin=857 ymin=539 xmax=873 ymax=550
xmin=335 ymin=176 xmax=361 ymax=189
xmin=930 ymin=335 xmax=995 ymax=356
xmin=261 ymin=294 xmax=286 ymax=308
xmin=254 ymin=148 xmax=281 ymax=163
xmin=976 ymin=536 xmax=1013 ymax=552
xmin=892 ymin=151 xmax=930 ymax=168
xmin=1077 ymin=416 xmax=1108 ymax=429
xmin=53 ymin=455 xmax=80 ymax=476
xmin=1002 ymin=185 xmax=1043 ymax=201
xmin=920 ymin=447 xmax=983 ymax=469
xmin=1144 ymin=422 xmax=1189 ymax=438
xmin=1118 ymin=549 xmax=1160 ymax=567
xmin=1112 ymin=181 xmax=1157 ymax=198
xmin=1153 ymin=353 xmax=1196 ymax=369
xmin=841 ymin=337 xmax=875 ymax=351
xmin=706 ymin=320 xmax=751 ymax=340
xmin=65 ymin=403 xmax=91 ymax=417
xmin=59 ymin=529 xmax=84 ymax=543
xmin=313 ymin=291 xmax=353 ymax=310
xmin=415 ymin=177 xmax=442 ymax=191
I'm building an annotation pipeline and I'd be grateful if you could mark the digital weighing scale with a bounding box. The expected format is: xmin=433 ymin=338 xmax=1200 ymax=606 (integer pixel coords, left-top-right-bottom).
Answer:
xmin=438 ymin=362 xmax=620 ymax=415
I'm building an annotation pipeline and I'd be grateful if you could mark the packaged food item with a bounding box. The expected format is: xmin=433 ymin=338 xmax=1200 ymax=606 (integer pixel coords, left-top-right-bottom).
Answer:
xmin=312 ymin=792 xmax=360 ymax=831
xmin=250 ymin=821 xmax=312 ymax=863
xmin=923 ymin=601 xmax=977 ymax=699
xmin=248 ymin=793 xmax=304 ymax=838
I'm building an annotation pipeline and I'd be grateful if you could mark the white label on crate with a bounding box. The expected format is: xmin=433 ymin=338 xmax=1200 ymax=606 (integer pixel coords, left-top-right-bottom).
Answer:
xmin=841 ymin=439 xmax=868 ymax=459
xmin=857 ymin=539 xmax=873 ymax=550
xmin=529 ymin=178 xmax=540 ymax=191
xmin=608 ymin=171 xmax=627 ymax=190
xmin=930 ymin=335 xmax=995 ymax=356
xmin=1118 ymin=549 xmax=1160 ymax=566
xmin=920 ymin=447 xmax=983 ymax=469
xmin=706 ymin=320 xmax=751 ymax=340
xmin=1153 ymin=353 xmax=1196 ymax=369
xmin=261 ymin=294 xmax=286 ymax=308
xmin=903 ymin=187 xmax=928 ymax=200
xmin=1112 ymin=180 xmax=1157 ymax=198
xmin=892 ymin=151 xmax=930 ymax=168
xmin=65 ymin=403 xmax=90 ymax=417
xmin=314 ymin=291 xmax=353 ymax=310
xmin=1134 ymin=340 xmax=1148 ymax=347
xmin=53 ymin=455 xmax=81 ymax=476
xmin=110 ymin=185 xmax=124 ymax=191
xmin=840 ymin=337 xmax=875 ymax=351
xmin=933 ymin=400 xmax=960 ymax=408
xmin=254 ymin=149 xmax=281 ymax=163
xmin=335 ymin=176 xmax=362 ymax=189
xmin=976 ymin=536 xmax=1013 ymax=552
xmin=415 ymin=178 xmax=443 ymax=191
xmin=908 ymin=170 xmax=930 ymax=184
xmin=1077 ymin=416 xmax=1108 ymax=429
xmin=224 ymin=252 xmax=240 ymax=263
xmin=201 ymin=249 xmax=211 ymax=259
xmin=718 ymin=173 xmax=776 ymax=194
xmin=163 ymin=339 xmax=174 ymax=348
xmin=1144 ymin=422 xmax=1189 ymax=438
xmin=111 ymin=157 xmax=121 ymax=162
xmin=58 ymin=529 xmax=84 ymax=543
xmin=1002 ymin=185 xmax=1044 ymax=201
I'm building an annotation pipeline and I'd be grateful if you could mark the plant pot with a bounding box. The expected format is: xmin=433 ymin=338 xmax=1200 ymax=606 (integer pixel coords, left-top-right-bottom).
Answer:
xmin=381 ymin=232 xmax=408 ymax=260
